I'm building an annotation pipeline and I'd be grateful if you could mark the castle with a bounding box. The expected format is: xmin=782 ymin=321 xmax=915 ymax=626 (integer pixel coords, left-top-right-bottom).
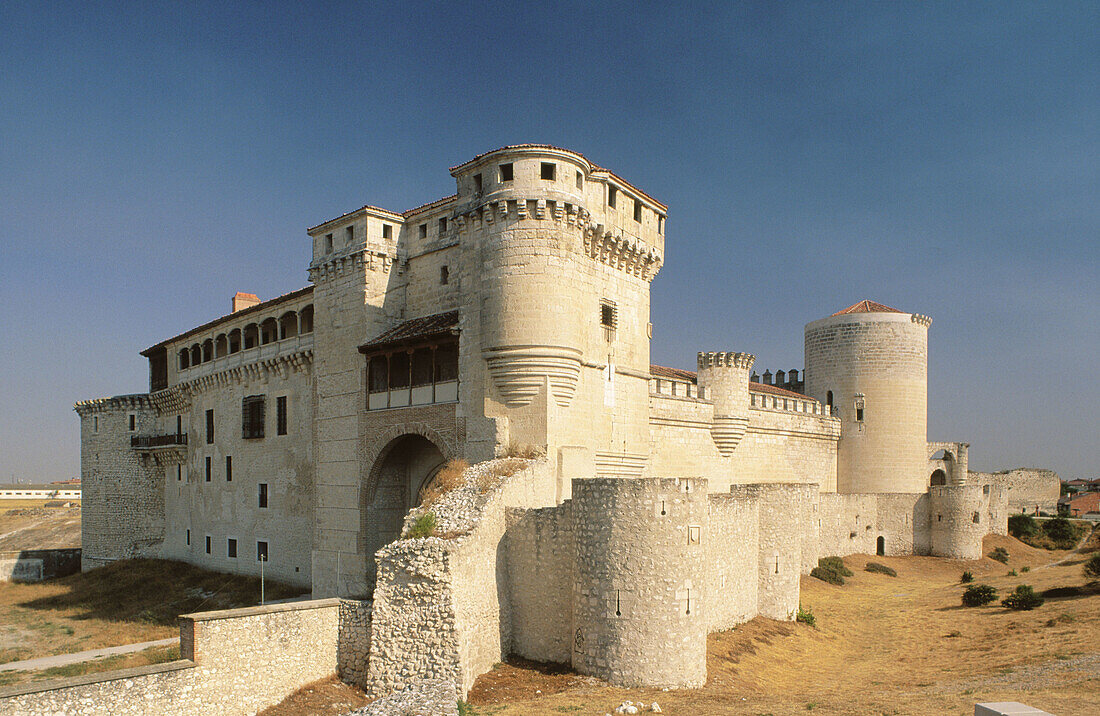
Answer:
xmin=70 ymin=145 xmax=1060 ymax=695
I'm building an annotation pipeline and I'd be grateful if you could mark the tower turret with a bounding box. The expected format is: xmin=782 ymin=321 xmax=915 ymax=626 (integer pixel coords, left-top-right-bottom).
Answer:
xmin=696 ymin=351 xmax=754 ymax=457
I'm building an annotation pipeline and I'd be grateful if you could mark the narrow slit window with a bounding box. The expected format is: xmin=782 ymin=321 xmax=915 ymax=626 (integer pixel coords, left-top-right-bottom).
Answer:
xmin=258 ymin=483 xmax=269 ymax=509
xmin=129 ymin=414 xmax=136 ymax=431
xmin=225 ymin=455 xmax=232 ymax=482
xmin=473 ymin=173 xmax=482 ymax=193
xmin=324 ymin=233 xmax=333 ymax=253
xmin=608 ymin=186 xmax=617 ymax=208
xmin=575 ymin=170 xmax=583 ymax=189
xmin=345 ymin=225 xmax=354 ymax=244
xmin=205 ymin=535 xmax=211 ymax=554
xmin=633 ymin=200 xmax=642 ymax=223
xmin=205 ymin=409 xmax=214 ymax=444
xmin=276 ymin=396 xmax=288 ymax=436
xmin=257 ymin=541 xmax=268 ymax=562
xmin=440 ymin=265 xmax=449 ymax=285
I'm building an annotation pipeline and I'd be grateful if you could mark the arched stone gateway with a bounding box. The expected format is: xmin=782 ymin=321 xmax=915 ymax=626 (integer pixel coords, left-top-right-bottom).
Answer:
xmin=930 ymin=469 xmax=947 ymax=486
xmin=361 ymin=430 xmax=451 ymax=586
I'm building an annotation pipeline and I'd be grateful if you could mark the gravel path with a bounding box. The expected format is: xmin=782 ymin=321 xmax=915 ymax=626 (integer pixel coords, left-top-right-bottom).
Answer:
xmin=0 ymin=638 xmax=178 ymax=672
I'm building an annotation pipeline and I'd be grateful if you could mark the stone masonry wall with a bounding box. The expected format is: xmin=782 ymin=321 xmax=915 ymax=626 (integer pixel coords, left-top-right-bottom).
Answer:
xmin=338 ymin=599 xmax=372 ymax=689
xmin=706 ymin=493 xmax=760 ymax=630
xmin=0 ymin=599 xmax=340 ymax=716
xmin=970 ymin=469 xmax=1060 ymax=515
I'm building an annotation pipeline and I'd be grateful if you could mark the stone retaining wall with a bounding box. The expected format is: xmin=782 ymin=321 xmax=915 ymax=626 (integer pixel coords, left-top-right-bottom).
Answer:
xmin=0 ymin=599 xmax=340 ymax=715
xmin=0 ymin=548 xmax=81 ymax=582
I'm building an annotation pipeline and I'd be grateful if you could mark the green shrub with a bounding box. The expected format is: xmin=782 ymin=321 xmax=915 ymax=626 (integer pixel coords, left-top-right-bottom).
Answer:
xmin=405 ymin=512 xmax=437 ymax=539
xmin=960 ymin=570 xmax=974 ymax=583
xmin=1008 ymin=513 xmax=1038 ymax=539
xmin=1042 ymin=517 xmax=1076 ymax=543
xmin=811 ymin=556 xmax=852 ymax=585
xmin=865 ymin=562 xmax=897 ymax=577
xmin=1007 ymin=569 xmax=1017 ymax=577
xmin=1002 ymin=584 xmax=1044 ymax=611
xmin=1084 ymin=554 xmax=1100 ymax=580
xmin=962 ymin=584 xmax=998 ymax=607
xmin=457 ymin=700 xmax=474 ymax=716
xmin=989 ymin=547 xmax=1010 ymax=563
xmin=1020 ymin=566 xmax=1030 ymax=573
xmin=796 ymin=604 xmax=816 ymax=627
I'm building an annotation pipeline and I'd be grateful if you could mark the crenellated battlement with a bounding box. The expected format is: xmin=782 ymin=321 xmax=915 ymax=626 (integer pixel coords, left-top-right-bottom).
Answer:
xmin=910 ymin=313 xmax=933 ymax=327
xmin=697 ymin=351 xmax=755 ymax=370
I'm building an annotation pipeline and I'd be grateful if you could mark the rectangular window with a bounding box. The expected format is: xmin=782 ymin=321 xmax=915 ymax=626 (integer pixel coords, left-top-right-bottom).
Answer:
xmin=382 ymin=224 xmax=392 ymax=240
xmin=438 ymin=217 xmax=448 ymax=234
xmin=499 ymin=163 xmax=513 ymax=182
xmin=389 ymin=352 xmax=410 ymax=389
xmin=473 ymin=173 xmax=482 ymax=193
xmin=176 ymin=415 xmax=182 ymax=435
xmin=345 ymin=225 xmax=354 ymax=244
xmin=177 ymin=464 xmax=182 ymax=482
xmin=129 ymin=414 xmax=136 ymax=431
xmin=368 ymin=355 xmax=389 ymax=393
xmin=575 ymin=170 xmax=583 ymax=189
xmin=258 ymin=482 xmax=268 ymax=509
xmin=658 ymin=215 xmax=664 ymax=234
xmin=324 ymin=233 xmax=333 ymax=253
xmin=205 ymin=409 xmax=214 ymax=444
xmin=633 ymin=200 xmax=642 ymax=223
xmin=276 ymin=396 xmax=288 ymax=436
xmin=257 ymin=541 xmax=268 ymax=562
xmin=225 ymin=455 xmax=232 ymax=482
xmin=205 ymin=456 xmax=211 ymax=482
xmin=440 ymin=266 xmax=449 ymax=285
xmin=227 ymin=538 xmax=237 ymax=559
xmin=186 ymin=529 xmax=190 ymax=546
xmin=608 ymin=186 xmax=617 ymax=208
xmin=419 ymin=223 xmax=427 ymax=239
xmin=242 ymin=395 xmax=265 ymax=439
xmin=205 ymin=535 xmax=211 ymax=554
xmin=601 ymin=300 xmax=617 ymax=342
xmin=93 ymin=416 xmax=98 ymax=433
xmin=540 ymin=162 xmax=556 ymax=180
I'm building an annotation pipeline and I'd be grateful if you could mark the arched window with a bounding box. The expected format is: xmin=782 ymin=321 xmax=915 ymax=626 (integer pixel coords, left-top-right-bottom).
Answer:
xmin=215 ymin=334 xmax=228 ymax=358
xmin=228 ymin=328 xmax=241 ymax=354
xmin=179 ymin=348 xmax=190 ymax=370
xmin=279 ymin=311 xmax=298 ymax=340
xmin=300 ymin=305 xmax=314 ymax=334
xmin=202 ymin=339 xmax=213 ymax=362
xmin=260 ymin=318 xmax=278 ymax=345
xmin=930 ymin=469 xmax=947 ymax=486
xmin=243 ymin=324 xmax=259 ymax=350
xmin=191 ymin=344 xmax=201 ymax=365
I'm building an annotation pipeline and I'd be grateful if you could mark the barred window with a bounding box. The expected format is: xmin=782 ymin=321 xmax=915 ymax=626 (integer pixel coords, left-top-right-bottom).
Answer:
xmin=242 ymin=395 xmax=265 ymax=439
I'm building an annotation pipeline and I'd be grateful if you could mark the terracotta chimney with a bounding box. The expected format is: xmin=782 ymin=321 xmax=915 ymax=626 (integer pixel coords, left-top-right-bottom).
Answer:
xmin=232 ymin=292 xmax=260 ymax=313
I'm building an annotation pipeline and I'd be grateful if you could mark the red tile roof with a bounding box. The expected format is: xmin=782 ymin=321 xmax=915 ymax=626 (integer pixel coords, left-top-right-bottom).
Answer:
xmin=832 ymin=299 xmax=904 ymax=316
xmin=748 ymin=382 xmax=813 ymax=400
xmin=358 ymin=311 xmax=459 ymax=353
xmin=650 ymin=364 xmax=698 ymax=382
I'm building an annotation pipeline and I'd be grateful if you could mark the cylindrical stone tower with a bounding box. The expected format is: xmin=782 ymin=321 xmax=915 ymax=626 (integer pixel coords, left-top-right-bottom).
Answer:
xmin=930 ymin=485 xmax=986 ymax=559
xmin=804 ymin=300 xmax=932 ymax=494
xmin=571 ymin=478 xmax=708 ymax=688
xmin=696 ymin=351 xmax=754 ymax=457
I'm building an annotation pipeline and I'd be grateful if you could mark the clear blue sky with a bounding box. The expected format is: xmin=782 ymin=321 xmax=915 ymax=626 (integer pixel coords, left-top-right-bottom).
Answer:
xmin=1 ymin=2 xmax=1096 ymax=482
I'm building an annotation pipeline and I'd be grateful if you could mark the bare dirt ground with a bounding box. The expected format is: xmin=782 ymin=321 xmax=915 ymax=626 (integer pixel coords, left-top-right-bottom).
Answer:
xmin=464 ymin=530 xmax=1099 ymax=715
xmin=0 ymin=500 xmax=81 ymax=551
xmin=257 ymin=676 xmax=371 ymax=716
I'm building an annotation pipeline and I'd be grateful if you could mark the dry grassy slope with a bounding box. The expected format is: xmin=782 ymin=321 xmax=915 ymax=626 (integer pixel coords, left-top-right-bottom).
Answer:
xmin=469 ymin=531 xmax=1099 ymax=716
xmin=0 ymin=503 xmax=81 ymax=551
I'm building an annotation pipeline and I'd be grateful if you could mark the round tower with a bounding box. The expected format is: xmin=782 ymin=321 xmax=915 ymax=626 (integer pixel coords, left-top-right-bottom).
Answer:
xmin=696 ymin=351 xmax=754 ymax=457
xmin=929 ymin=485 xmax=986 ymax=559
xmin=804 ymin=300 xmax=932 ymax=494
xmin=571 ymin=478 xmax=708 ymax=688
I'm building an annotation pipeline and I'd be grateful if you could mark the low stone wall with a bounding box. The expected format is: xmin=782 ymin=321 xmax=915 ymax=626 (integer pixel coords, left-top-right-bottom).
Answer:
xmin=706 ymin=492 xmax=759 ymax=630
xmin=0 ymin=598 xmax=341 ymax=715
xmin=971 ymin=469 xmax=1060 ymax=515
xmin=0 ymin=548 xmax=81 ymax=582
xmin=338 ymin=599 xmax=372 ymax=689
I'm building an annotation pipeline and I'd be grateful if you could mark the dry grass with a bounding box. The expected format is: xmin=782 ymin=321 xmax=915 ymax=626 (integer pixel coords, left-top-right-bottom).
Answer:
xmin=0 ymin=502 xmax=81 ymax=551
xmin=500 ymin=441 xmax=545 ymax=460
xmin=0 ymin=644 xmax=180 ymax=688
xmin=420 ymin=459 xmax=470 ymax=508
xmin=0 ymin=558 xmax=307 ymax=666
xmin=477 ymin=459 xmax=529 ymax=493
xmin=467 ymin=532 xmax=1100 ymax=715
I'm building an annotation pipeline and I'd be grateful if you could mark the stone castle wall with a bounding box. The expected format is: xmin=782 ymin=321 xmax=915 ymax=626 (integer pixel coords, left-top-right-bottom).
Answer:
xmin=970 ymin=469 xmax=1060 ymax=515
xmin=0 ymin=599 xmax=341 ymax=716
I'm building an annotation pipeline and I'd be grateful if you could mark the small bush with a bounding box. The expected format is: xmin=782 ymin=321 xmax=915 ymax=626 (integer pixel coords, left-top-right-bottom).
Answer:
xmin=1083 ymin=554 xmax=1100 ymax=580
xmin=865 ymin=562 xmax=897 ymax=577
xmin=1021 ymin=566 xmax=1030 ymax=573
xmin=405 ymin=512 xmax=437 ymax=539
xmin=960 ymin=570 xmax=974 ymax=583
xmin=1042 ymin=517 xmax=1076 ymax=543
xmin=962 ymin=584 xmax=998 ymax=607
xmin=501 ymin=441 xmax=545 ymax=459
xmin=796 ymin=604 xmax=816 ymax=627
xmin=1008 ymin=513 xmax=1038 ymax=539
xmin=1007 ymin=569 xmax=1017 ymax=577
xmin=476 ymin=458 xmax=529 ymax=493
xmin=811 ymin=557 xmax=852 ymax=585
xmin=1045 ymin=613 xmax=1076 ymax=627
xmin=419 ymin=459 xmax=470 ymax=508
xmin=989 ymin=547 xmax=1010 ymax=563
xmin=1002 ymin=584 xmax=1044 ymax=611
xmin=457 ymin=700 xmax=474 ymax=716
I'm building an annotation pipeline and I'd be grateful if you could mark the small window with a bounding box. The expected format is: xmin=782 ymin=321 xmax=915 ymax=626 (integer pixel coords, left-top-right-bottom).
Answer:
xmin=633 ymin=200 xmax=642 ymax=223
xmin=419 ymin=223 xmax=427 ymax=239
xmin=575 ymin=170 xmax=583 ymax=189
xmin=499 ymin=163 xmax=513 ymax=182
xmin=177 ymin=464 xmax=182 ymax=482
xmin=242 ymin=395 xmax=265 ymax=439
xmin=439 ymin=217 xmax=448 ymax=234
xmin=225 ymin=455 xmax=232 ymax=482
xmin=257 ymin=540 xmax=268 ymax=562
xmin=93 ymin=416 xmax=98 ymax=433
xmin=983 ymin=484 xmax=991 ymax=495
xmin=128 ymin=414 xmax=136 ymax=431
xmin=345 ymin=225 xmax=354 ymax=244
xmin=186 ymin=529 xmax=190 ymax=546
xmin=205 ymin=456 xmax=211 ymax=482
xmin=382 ymin=224 xmax=392 ymax=240
xmin=608 ymin=186 xmax=617 ymax=208
xmin=324 ymin=233 xmax=333 ymax=253
xmin=258 ymin=483 xmax=268 ymax=509
xmin=600 ymin=300 xmax=618 ymax=329
xmin=440 ymin=266 xmax=449 ymax=285
xmin=972 ymin=512 xmax=980 ymax=524
xmin=227 ymin=538 xmax=237 ymax=559
xmin=658 ymin=215 xmax=664 ymax=234
xmin=856 ymin=406 xmax=864 ymax=422
xmin=176 ymin=415 xmax=182 ymax=435
xmin=826 ymin=391 xmax=833 ymax=409
xmin=205 ymin=535 xmax=211 ymax=554
xmin=473 ymin=173 xmax=482 ymax=194
xmin=205 ymin=409 xmax=214 ymax=444
xmin=276 ymin=396 xmax=288 ymax=436
xmin=540 ymin=162 xmax=556 ymax=180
